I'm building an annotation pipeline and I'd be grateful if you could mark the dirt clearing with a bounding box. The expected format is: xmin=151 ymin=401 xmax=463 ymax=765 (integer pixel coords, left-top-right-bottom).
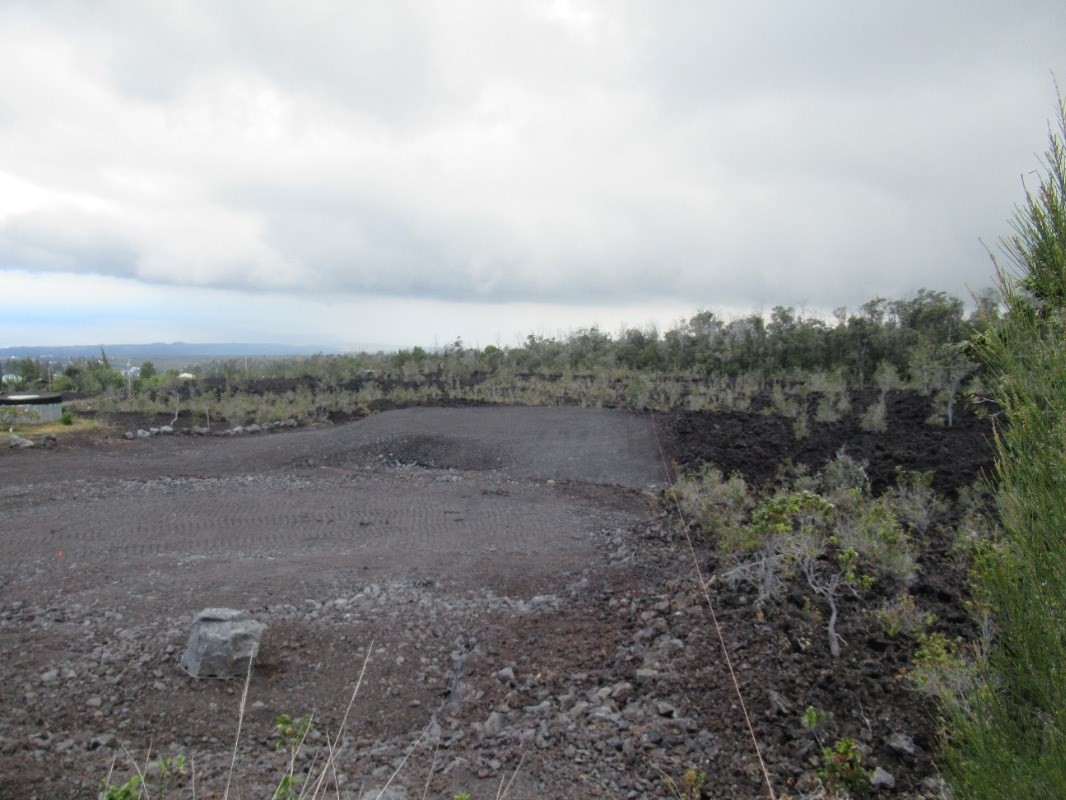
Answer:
xmin=0 ymin=401 xmax=993 ymax=798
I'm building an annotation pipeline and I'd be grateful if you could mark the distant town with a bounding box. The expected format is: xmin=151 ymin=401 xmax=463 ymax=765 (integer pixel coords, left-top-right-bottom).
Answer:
xmin=0 ymin=341 xmax=392 ymax=377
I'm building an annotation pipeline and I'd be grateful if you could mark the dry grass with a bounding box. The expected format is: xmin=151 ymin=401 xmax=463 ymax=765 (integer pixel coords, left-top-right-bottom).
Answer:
xmin=4 ymin=417 xmax=105 ymax=438
xmin=101 ymin=639 xmax=525 ymax=800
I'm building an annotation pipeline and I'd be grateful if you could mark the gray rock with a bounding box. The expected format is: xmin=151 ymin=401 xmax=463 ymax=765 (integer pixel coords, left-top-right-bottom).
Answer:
xmin=918 ymin=776 xmax=948 ymax=795
xmin=136 ymin=429 xmax=150 ymax=439
xmin=89 ymin=733 xmax=116 ymax=750
xmin=634 ymin=668 xmax=658 ymax=685
xmin=159 ymin=425 xmax=174 ymax=435
xmin=653 ymin=700 xmax=678 ymax=717
xmin=885 ymin=731 xmax=917 ymax=757
xmin=768 ymin=690 xmax=791 ymax=715
xmin=124 ymin=431 xmax=135 ymax=439
xmin=870 ymin=766 xmax=896 ymax=790
xmin=8 ymin=435 xmax=35 ymax=449
xmin=495 ymin=666 xmax=516 ymax=684
xmin=483 ymin=710 xmax=507 ymax=735
xmin=359 ymin=788 xmax=408 ymax=800
xmin=180 ymin=608 xmax=266 ymax=679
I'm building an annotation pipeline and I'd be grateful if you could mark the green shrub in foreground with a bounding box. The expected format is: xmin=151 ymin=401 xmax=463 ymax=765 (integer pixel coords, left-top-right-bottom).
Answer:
xmin=942 ymin=93 xmax=1066 ymax=799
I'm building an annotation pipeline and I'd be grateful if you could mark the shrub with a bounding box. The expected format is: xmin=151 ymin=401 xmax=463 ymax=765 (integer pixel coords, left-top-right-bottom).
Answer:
xmin=818 ymin=736 xmax=869 ymax=796
xmin=941 ymin=96 xmax=1066 ymax=799
xmin=858 ymin=398 xmax=887 ymax=432
xmin=908 ymin=632 xmax=975 ymax=702
xmin=669 ymin=466 xmax=750 ymax=540
xmin=702 ymin=460 xmax=922 ymax=657
xmin=873 ymin=593 xmax=934 ymax=638
xmin=820 ymin=449 xmax=870 ymax=497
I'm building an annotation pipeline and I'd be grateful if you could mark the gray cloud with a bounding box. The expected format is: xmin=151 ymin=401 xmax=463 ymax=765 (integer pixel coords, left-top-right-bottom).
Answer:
xmin=0 ymin=0 xmax=1063 ymax=330
xmin=0 ymin=208 xmax=140 ymax=277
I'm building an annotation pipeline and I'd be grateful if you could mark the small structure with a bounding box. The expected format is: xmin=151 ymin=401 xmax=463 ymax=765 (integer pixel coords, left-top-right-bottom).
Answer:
xmin=0 ymin=392 xmax=63 ymax=424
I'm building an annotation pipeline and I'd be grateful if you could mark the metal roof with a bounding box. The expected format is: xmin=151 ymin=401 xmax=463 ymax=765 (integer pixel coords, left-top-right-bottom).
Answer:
xmin=0 ymin=392 xmax=63 ymax=406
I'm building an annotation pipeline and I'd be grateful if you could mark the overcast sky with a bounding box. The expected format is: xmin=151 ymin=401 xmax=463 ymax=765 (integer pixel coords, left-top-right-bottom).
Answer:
xmin=1 ymin=1 xmax=1063 ymax=350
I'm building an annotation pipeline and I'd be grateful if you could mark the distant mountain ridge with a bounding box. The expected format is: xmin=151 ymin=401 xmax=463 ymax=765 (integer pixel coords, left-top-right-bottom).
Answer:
xmin=0 ymin=342 xmax=392 ymax=360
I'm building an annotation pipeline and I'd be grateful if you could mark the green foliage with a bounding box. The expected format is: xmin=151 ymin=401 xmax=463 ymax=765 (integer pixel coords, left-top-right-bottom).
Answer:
xmin=56 ymin=356 xmax=124 ymax=395
xmin=748 ymin=489 xmax=834 ymax=539
xmin=686 ymin=452 xmax=924 ymax=656
xmin=801 ymin=705 xmax=830 ymax=731
xmin=272 ymin=773 xmax=303 ymax=800
xmin=908 ymin=632 xmax=974 ymax=701
xmin=274 ymin=712 xmax=315 ymax=751
xmin=873 ymin=593 xmax=935 ymax=638
xmin=662 ymin=767 xmax=706 ymax=800
xmin=60 ymin=409 xmax=74 ymax=425
xmin=100 ymin=754 xmax=185 ymax=800
xmin=156 ymin=755 xmax=185 ymax=798
xmin=272 ymin=713 xmax=316 ymax=799
xmin=838 ymin=496 xmax=915 ymax=585
xmin=100 ymin=774 xmax=142 ymax=800
xmin=858 ymin=398 xmax=887 ymax=433
xmin=940 ymin=92 xmax=1066 ymax=799
xmin=16 ymin=356 xmax=41 ymax=385
xmin=670 ymin=466 xmax=750 ymax=542
xmin=818 ymin=736 xmax=869 ymax=796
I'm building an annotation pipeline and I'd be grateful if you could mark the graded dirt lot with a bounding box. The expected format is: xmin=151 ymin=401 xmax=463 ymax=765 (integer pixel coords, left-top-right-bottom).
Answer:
xmin=0 ymin=408 xmax=678 ymax=799
xmin=0 ymin=400 xmax=994 ymax=799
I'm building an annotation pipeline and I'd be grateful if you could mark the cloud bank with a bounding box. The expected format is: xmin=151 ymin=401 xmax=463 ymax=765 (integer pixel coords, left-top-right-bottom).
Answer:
xmin=0 ymin=1 xmax=1064 ymax=345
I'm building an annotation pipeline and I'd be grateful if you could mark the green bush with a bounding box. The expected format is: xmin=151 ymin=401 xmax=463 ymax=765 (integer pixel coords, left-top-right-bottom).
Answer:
xmin=682 ymin=453 xmax=925 ymax=657
xmin=818 ymin=736 xmax=869 ymax=795
xmin=942 ymin=93 xmax=1066 ymax=799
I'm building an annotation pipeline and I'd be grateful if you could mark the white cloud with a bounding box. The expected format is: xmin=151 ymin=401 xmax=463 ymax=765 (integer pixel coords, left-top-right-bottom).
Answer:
xmin=0 ymin=1 xmax=1063 ymax=345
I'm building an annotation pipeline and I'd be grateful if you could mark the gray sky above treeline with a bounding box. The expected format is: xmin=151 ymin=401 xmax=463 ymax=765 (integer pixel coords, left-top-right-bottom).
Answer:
xmin=1 ymin=1 xmax=1063 ymax=349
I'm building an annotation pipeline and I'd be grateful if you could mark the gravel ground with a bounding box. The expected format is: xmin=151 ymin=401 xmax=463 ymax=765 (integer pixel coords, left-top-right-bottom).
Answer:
xmin=1 ymin=407 xmax=729 ymax=799
xmin=0 ymin=401 xmax=993 ymax=799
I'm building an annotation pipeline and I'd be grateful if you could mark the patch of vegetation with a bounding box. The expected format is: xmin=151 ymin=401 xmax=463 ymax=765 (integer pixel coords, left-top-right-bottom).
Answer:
xmin=675 ymin=452 xmax=924 ymax=658
xmin=818 ymin=736 xmax=869 ymax=796
xmin=33 ymin=284 xmax=993 ymax=428
xmin=3 ymin=415 xmax=104 ymax=438
xmin=940 ymin=92 xmax=1066 ymax=799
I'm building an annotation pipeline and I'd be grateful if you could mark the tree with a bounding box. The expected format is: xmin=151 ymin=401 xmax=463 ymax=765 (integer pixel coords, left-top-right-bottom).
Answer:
xmin=889 ymin=289 xmax=969 ymax=346
xmin=139 ymin=361 xmax=157 ymax=380
xmin=16 ymin=357 xmax=40 ymax=386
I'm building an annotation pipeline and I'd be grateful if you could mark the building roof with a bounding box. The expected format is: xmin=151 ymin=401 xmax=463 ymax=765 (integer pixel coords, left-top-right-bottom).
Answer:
xmin=0 ymin=392 xmax=63 ymax=406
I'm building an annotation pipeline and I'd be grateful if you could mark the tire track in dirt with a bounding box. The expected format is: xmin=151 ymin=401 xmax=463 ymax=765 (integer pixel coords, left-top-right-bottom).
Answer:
xmin=1 ymin=471 xmax=622 ymax=613
xmin=0 ymin=407 xmax=669 ymax=799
